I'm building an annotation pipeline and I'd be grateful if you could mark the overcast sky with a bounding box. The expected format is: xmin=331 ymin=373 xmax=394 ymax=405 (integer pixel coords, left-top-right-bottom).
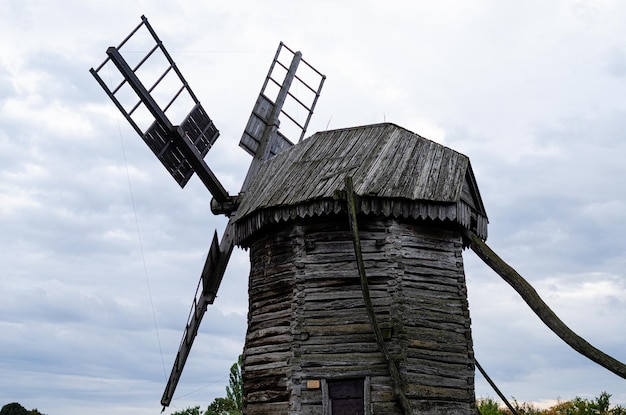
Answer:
xmin=1 ymin=1 xmax=625 ymax=414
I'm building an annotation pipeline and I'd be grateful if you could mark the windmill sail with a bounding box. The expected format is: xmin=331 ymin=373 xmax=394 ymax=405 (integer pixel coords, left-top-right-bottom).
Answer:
xmin=90 ymin=15 xmax=230 ymax=203
xmin=239 ymin=42 xmax=326 ymax=161
xmin=160 ymin=228 xmax=235 ymax=408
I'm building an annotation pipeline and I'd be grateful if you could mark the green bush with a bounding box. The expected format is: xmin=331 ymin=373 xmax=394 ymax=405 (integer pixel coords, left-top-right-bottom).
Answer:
xmin=476 ymin=392 xmax=626 ymax=415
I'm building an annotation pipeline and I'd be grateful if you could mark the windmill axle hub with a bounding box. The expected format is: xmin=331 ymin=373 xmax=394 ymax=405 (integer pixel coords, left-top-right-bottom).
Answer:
xmin=210 ymin=195 xmax=240 ymax=216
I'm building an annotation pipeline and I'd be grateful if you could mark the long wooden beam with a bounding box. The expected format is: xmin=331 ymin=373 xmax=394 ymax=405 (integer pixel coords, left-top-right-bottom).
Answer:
xmin=463 ymin=229 xmax=626 ymax=379
xmin=344 ymin=176 xmax=412 ymax=415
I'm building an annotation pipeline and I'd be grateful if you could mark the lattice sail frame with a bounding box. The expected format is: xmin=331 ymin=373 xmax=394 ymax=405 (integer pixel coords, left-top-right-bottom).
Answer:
xmin=239 ymin=42 xmax=326 ymax=159
xmin=90 ymin=15 xmax=221 ymax=190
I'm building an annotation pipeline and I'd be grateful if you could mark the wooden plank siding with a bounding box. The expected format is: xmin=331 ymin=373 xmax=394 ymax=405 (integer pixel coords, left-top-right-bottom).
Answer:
xmin=234 ymin=123 xmax=488 ymax=245
xmin=241 ymin=215 xmax=477 ymax=415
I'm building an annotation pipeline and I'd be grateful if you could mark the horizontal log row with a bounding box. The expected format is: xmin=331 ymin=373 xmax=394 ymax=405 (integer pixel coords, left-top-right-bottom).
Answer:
xmin=394 ymin=223 xmax=475 ymax=411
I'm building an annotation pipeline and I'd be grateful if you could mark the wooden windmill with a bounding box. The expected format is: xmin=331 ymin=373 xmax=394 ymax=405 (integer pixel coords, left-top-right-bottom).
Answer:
xmin=92 ymin=16 xmax=626 ymax=415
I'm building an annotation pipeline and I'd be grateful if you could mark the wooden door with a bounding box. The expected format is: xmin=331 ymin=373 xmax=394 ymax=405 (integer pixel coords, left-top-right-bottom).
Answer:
xmin=328 ymin=378 xmax=364 ymax=415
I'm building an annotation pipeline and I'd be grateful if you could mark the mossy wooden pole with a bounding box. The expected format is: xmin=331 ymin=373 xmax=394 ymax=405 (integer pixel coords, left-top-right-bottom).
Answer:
xmin=345 ymin=176 xmax=413 ymax=415
xmin=463 ymin=229 xmax=626 ymax=379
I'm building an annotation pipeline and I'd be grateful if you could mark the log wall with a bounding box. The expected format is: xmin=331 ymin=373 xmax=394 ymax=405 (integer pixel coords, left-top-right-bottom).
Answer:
xmin=242 ymin=215 xmax=477 ymax=415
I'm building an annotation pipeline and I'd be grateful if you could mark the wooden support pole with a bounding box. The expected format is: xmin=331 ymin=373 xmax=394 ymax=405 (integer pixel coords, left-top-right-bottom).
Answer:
xmin=344 ymin=176 xmax=413 ymax=415
xmin=475 ymin=359 xmax=520 ymax=415
xmin=463 ymin=228 xmax=626 ymax=380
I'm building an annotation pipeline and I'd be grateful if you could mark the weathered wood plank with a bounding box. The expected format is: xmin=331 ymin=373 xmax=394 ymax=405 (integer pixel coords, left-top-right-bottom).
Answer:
xmin=405 ymin=383 xmax=474 ymax=401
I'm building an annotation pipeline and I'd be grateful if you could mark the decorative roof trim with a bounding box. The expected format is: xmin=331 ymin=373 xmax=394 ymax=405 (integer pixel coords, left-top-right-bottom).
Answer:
xmin=234 ymin=196 xmax=487 ymax=247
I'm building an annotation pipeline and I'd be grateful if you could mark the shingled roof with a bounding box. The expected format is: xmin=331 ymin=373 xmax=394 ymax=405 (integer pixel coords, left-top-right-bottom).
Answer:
xmin=234 ymin=123 xmax=487 ymax=244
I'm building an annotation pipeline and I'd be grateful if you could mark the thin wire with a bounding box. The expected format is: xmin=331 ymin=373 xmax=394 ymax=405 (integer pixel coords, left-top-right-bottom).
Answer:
xmin=173 ymin=373 xmax=230 ymax=400
xmin=165 ymin=373 xmax=230 ymax=414
xmin=118 ymin=123 xmax=168 ymax=381
xmin=108 ymin=65 xmax=168 ymax=381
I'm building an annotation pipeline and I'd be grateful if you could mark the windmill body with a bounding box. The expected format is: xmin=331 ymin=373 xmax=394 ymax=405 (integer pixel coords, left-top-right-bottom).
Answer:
xmin=232 ymin=123 xmax=488 ymax=414
xmin=90 ymin=17 xmax=493 ymax=413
